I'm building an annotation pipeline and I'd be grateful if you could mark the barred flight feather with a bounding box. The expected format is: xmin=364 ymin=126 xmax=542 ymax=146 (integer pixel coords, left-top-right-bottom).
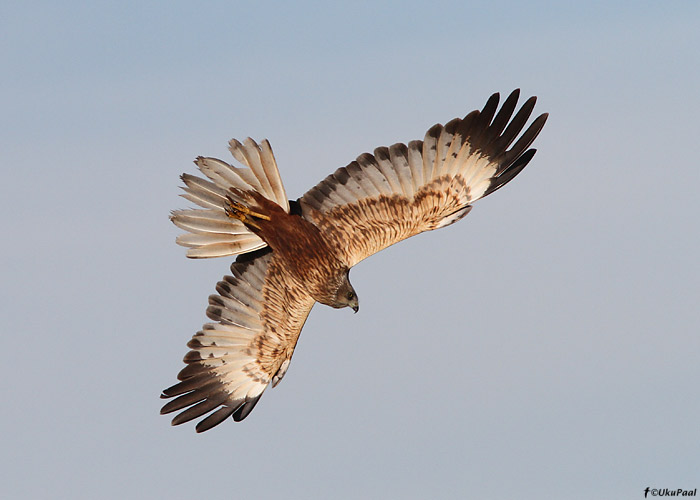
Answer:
xmin=164 ymin=89 xmax=547 ymax=431
xmin=299 ymin=89 xmax=548 ymax=267
xmin=162 ymin=250 xmax=315 ymax=431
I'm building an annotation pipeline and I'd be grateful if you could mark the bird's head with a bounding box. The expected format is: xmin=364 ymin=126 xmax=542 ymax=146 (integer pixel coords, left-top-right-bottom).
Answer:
xmin=332 ymin=272 xmax=359 ymax=313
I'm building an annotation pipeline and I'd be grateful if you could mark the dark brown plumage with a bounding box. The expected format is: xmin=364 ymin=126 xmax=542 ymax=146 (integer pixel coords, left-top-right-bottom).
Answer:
xmin=231 ymin=191 xmax=353 ymax=309
xmin=162 ymin=90 xmax=548 ymax=431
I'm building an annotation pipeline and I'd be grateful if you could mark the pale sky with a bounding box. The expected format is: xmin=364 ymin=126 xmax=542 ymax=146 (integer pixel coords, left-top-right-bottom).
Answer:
xmin=2 ymin=1 xmax=699 ymax=499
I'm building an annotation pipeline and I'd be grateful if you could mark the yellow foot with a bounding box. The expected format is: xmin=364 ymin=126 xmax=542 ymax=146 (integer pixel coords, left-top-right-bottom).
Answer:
xmin=224 ymin=196 xmax=270 ymax=229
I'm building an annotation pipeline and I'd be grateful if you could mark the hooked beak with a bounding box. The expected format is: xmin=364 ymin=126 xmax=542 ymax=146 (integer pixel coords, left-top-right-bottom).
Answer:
xmin=352 ymin=304 xmax=359 ymax=314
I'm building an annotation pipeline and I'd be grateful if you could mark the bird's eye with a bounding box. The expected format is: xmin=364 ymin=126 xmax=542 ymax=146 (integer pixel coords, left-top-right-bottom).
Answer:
xmin=347 ymin=291 xmax=355 ymax=300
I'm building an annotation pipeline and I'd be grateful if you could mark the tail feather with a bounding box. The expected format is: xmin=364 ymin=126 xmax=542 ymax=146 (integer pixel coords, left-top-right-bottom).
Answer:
xmin=228 ymin=138 xmax=290 ymax=212
xmin=185 ymin=240 xmax=266 ymax=259
xmin=180 ymin=174 xmax=228 ymax=210
xmin=172 ymin=137 xmax=289 ymax=259
xmin=197 ymin=157 xmax=257 ymax=196
xmin=241 ymin=139 xmax=276 ymax=203
xmin=259 ymin=139 xmax=288 ymax=209
xmin=171 ymin=209 xmax=248 ymax=234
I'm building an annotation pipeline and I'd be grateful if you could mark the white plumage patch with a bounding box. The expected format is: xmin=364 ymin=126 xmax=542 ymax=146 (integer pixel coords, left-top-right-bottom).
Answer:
xmin=171 ymin=138 xmax=289 ymax=259
xmin=162 ymin=250 xmax=316 ymax=431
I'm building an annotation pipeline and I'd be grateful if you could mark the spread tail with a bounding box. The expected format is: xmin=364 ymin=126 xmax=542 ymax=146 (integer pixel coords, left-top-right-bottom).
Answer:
xmin=171 ymin=138 xmax=289 ymax=259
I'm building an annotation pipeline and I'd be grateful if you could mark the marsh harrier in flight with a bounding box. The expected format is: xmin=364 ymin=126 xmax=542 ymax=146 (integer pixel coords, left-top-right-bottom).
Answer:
xmin=161 ymin=90 xmax=548 ymax=431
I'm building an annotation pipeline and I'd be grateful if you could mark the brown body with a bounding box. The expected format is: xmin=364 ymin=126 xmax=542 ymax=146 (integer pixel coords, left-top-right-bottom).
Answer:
xmin=237 ymin=191 xmax=351 ymax=308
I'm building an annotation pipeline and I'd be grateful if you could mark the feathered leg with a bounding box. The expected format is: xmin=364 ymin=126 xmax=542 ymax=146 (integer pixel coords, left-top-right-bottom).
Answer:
xmin=225 ymin=195 xmax=271 ymax=229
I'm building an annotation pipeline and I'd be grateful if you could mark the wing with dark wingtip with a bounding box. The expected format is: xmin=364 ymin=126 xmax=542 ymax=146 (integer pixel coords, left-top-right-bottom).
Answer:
xmin=299 ymin=90 xmax=548 ymax=267
xmin=161 ymin=249 xmax=315 ymax=432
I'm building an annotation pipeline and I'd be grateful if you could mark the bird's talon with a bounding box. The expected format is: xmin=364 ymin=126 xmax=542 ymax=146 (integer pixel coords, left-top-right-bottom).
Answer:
xmin=224 ymin=197 xmax=269 ymax=227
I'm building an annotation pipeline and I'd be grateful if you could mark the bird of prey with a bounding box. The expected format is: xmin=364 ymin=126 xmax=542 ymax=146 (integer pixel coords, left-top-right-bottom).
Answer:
xmin=161 ymin=90 xmax=548 ymax=432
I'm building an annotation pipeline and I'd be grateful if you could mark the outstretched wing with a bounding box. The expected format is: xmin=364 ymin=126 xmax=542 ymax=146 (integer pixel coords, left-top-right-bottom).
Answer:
xmin=299 ymin=89 xmax=548 ymax=267
xmin=161 ymin=249 xmax=315 ymax=432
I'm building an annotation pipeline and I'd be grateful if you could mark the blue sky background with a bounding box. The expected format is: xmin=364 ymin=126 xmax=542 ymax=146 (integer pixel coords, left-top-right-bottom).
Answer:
xmin=2 ymin=1 xmax=699 ymax=498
